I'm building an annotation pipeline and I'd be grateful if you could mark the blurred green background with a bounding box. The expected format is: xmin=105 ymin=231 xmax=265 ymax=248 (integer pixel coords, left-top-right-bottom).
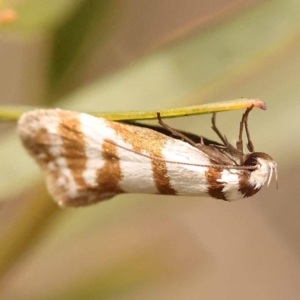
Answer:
xmin=0 ymin=0 xmax=299 ymax=299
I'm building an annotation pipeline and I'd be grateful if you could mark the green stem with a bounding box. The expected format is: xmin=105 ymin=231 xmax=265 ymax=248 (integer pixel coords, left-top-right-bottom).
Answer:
xmin=0 ymin=98 xmax=266 ymax=122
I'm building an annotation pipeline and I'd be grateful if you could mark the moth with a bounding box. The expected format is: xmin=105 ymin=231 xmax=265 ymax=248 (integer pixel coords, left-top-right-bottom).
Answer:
xmin=17 ymin=106 xmax=277 ymax=207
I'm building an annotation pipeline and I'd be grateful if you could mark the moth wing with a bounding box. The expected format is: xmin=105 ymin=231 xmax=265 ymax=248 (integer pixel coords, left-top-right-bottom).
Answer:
xmin=18 ymin=109 xmax=118 ymax=207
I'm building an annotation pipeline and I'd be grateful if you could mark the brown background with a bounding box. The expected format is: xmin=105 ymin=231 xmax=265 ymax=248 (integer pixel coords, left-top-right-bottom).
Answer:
xmin=0 ymin=0 xmax=300 ymax=299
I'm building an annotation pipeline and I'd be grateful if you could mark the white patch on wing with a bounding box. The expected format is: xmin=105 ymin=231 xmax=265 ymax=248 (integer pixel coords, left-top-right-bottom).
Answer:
xmin=56 ymin=176 xmax=67 ymax=187
xmin=161 ymin=139 xmax=210 ymax=196
xmin=117 ymin=145 xmax=158 ymax=194
xmin=48 ymin=145 xmax=61 ymax=157
xmin=38 ymin=153 xmax=47 ymax=159
xmin=218 ymin=169 xmax=243 ymax=201
xmin=48 ymin=162 xmax=57 ymax=171
xmin=78 ymin=114 xmax=113 ymax=187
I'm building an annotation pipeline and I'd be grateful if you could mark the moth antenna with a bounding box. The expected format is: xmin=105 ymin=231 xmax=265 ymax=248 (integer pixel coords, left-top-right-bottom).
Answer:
xmin=104 ymin=139 xmax=258 ymax=171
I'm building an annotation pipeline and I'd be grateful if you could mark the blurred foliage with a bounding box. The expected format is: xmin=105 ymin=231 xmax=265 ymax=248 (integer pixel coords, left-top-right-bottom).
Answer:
xmin=1 ymin=0 xmax=300 ymax=299
xmin=48 ymin=0 xmax=120 ymax=98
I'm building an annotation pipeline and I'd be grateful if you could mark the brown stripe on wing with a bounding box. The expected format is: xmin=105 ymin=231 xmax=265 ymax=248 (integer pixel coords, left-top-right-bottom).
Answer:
xmin=27 ymin=127 xmax=54 ymax=167
xmin=238 ymin=171 xmax=260 ymax=198
xmin=96 ymin=139 xmax=124 ymax=195
xmin=19 ymin=113 xmax=75 ymax=206
xmin=151 ymin=140 xmax=177 ymax=195
xmin=205 ymin=166 xmax=227 ymax=200
xmin=109 ymin=121 xmax=176 ymax=195
xmin=67 ymin=140 xmax=124 ymax=207
xmin=57 ymin=110 xmax=87 ymax=188
xmin=57 ymin=111 xmax=124 ymax=205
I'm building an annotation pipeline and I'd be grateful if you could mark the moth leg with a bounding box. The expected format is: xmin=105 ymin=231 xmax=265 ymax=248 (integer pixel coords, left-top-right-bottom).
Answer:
xmin=157 ymin=112 xmax=232 ymax=164
xmin=244 ymin=107 xmax=255 ymax=152
xmin=237 ymin=106 xmax=255 ymax=154
xmin=211 ymin=113 xmax=227 ymax=145
xmin=157 ymin=112 xmax=198 ymax=147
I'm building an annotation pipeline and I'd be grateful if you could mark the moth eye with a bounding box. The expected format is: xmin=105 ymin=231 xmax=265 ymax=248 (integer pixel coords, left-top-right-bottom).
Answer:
xmin=243 ymin=155 xmax=257 ymax=167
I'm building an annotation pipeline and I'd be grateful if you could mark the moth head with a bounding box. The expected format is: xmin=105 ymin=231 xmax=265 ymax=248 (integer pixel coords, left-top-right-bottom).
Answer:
xmin=243 ymin=152 xmax=278 ymax=190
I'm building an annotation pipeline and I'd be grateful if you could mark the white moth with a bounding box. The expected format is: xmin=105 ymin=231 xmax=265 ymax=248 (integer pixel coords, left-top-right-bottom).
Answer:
xmin=17 ymin=107 xmax=277 ymax=207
